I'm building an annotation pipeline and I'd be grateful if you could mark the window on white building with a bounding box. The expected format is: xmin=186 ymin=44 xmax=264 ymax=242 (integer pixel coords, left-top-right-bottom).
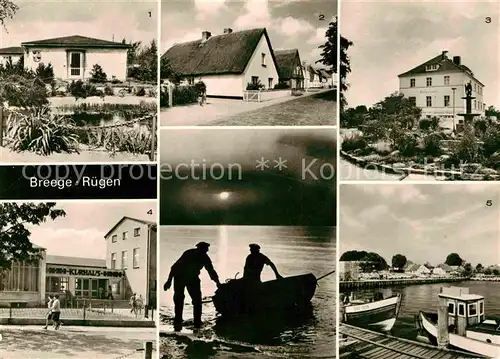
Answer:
xmin=133 ymin=248 xmax=140 ymax=268
xmin=409 ymin=97 xmax=416 ymax=106
xmin=0 ymin=261 xmax=40 ymax=292
xmin=134 ymin=228 xmax=140 ymax=237
xmin=474 ymin=100 xmax=476 ymax=110
xmin=444 ymin=95 xmax=450 ymax=107
xmin=474 ymin=83 xmax=476 ymax=92
xmin=121 ymin=250 xmax=128 ymax=269
xmin=425 ymin=64 xmax=439 ymax=71
xmin=112 ymin=235 xmax=117 ymax=243
xmin=410 ymin=78 xmax=415 ymax=87
xmin=444 ymin=76 xmax=450 ymax=86
xmin=426 ymin=77 xmax=432 ymax=87
xmin=122 ymin=231 xmax=128 ymax=240
xmin=426 ymin=96 xmax=432 ymax=107
xmin=261 ymin=53 xmax=266 ymax=67
xmin=268 ymin=78 xmax=273 ymax=88
xmin=251 ymin=76 xmax=259 ymax=85
xmin=187 ymin=78 xmax=194 ymax=85
xmin=111 ymin=253 xmax=116 ymax=269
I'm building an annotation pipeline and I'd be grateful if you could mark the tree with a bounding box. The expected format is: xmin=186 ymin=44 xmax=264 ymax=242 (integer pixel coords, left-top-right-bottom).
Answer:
xmin=89 ymin=64 xmax=107 ymax=83
xmin=160 ymin=57 xmax=181 ymax=84
xmin=475 ymin=263 xmax=484 ymax=273
xmin=0 ymin=203 xmax=65 ymax=270
xmin=126 ymin=39 xmax=157 ymax=82
xmin=486 ymin=105 xmax=500 ymax=119
xmin=0 ymin=0 xmax=18 ymax=30
xmin=445 ymin=253 xmax=464 ymax=266
xmin=493 ymin=269 xmax=500 ymax=276
xmin=339 ymin=250 xmax=388 ymax=271
xmin=463 ymin=262 xmax=473 ymax=277
xmin=484 ymin=267 xmax=492 ymax=275
xmin=391 ymin=254 xmax=407 ymax=271
xmin=317 ymin=17 xmax=352 ymax=112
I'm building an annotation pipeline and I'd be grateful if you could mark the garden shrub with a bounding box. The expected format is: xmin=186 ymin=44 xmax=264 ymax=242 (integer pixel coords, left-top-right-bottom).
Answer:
xmin=419 ymin=118 xmax=432 ymax=131
xmin=274 ymin=82 xmax=290 ymax=90
xmin=395 ymin=133 xmax=418 ymax=157
xmin=68 ymin=80 xmax=100 ymax=100
xmin=160 ymin=88 xmax=169 ymax=107
xmin=89 ymin=64 xmax=107 ymax=83
xmin=35 ymin=63 xmax=55 ymax=84
xmin=0 ymin=74 xmax=49 ymax=107
xmin=172 ymin=86 xmax=198 ymax=106
xmin=450 ymin=126 xmax=480 ymax=164
xmin=423 ymin=132 xmax=443 ymax=157
xmin=8 ymin=106 xmax=79 ymax=155
xmin=370 ymin=140 xmax=392 ymax=155
xmin=341 ymin=134 xmax=367 ymax=152
xmin=136 ymin=87 xmax=146 ymax=96
xmin=473 ymin=117 xmax=489 ymax=138
xmin=482 ymin=124 xmax=500 ymax=157
xmin=104 ymin=85 xmax=114 ymax=96
xmin=246 ymin=80 xmax=265 ymax=91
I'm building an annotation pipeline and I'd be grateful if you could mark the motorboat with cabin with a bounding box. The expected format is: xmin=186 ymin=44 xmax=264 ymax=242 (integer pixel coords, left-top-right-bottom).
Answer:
xmin=341 ymin=292 xmax=402 ymax=332
xmin=416 ymin=286 xmax=500 ymax=358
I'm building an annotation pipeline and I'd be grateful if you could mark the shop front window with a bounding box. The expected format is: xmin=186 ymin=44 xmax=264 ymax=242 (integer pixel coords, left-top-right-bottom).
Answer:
xmin=0 ymin=260 xmax=39 ymax=292
xmin=48 ymin=276 xmax=69 ymax=293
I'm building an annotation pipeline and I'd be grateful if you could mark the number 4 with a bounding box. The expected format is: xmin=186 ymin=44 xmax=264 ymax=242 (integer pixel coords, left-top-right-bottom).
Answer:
xmin=147 ymin=209 xmax=153 ymax=215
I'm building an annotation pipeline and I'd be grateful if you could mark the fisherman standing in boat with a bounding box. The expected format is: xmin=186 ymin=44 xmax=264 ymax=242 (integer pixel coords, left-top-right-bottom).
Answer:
xmin=164 ymin=242 xmax=221 ymax=331
xmin=243 ymin=244 xmax=283 ymax=282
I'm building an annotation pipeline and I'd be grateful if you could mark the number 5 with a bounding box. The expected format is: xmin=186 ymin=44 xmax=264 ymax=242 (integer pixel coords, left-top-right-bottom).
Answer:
xmin=486 ymin=200 xmax=493 ymax=206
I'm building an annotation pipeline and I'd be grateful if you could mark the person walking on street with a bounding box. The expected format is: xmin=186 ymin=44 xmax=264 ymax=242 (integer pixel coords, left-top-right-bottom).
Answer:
xmin=107 ymin=285 xmax=113 ymax=300
xmin=51 ymin=295 xmax=62 ymax=330
xmin=43 ymin=295 xmax=54 ymax=329
xmin=195 ymin=81 xmax=207 ymax=106
xmin=164 ymin=242 xmax=221 ymax=331
xmin=243 ymin=244 xmax=283 ymax=283
xmin=129 ymin=293 xmax=137 ymax=317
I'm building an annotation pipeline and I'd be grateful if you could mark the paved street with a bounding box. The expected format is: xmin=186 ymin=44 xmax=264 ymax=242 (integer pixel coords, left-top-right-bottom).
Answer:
xmin=0 ymin=326 xmax=156 ymax=359
xmin=160 ymin=89 xmax=334 ymax=126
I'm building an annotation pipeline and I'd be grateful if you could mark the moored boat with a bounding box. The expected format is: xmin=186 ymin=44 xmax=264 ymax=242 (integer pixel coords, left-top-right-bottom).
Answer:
xmin=212 ymin=273 xmax=317 ymax=317
xmin=415 ymin=286 xmax=500 ymax=358
xmin=342 ymin=292 xmax=402 ymax=332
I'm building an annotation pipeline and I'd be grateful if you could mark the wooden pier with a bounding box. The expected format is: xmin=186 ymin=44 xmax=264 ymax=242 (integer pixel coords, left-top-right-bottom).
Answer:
xmin=339 ymin=324 xmax=484 ymax=359
xmin=340 ymin=278 xmax=466 ymax=291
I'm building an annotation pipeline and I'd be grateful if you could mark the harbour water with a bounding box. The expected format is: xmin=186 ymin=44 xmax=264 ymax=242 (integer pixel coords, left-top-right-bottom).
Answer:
xmin=344 ymin=281 xmax=500 ymax=340
xmin=159 ymin=226 xmax=336 ymax=358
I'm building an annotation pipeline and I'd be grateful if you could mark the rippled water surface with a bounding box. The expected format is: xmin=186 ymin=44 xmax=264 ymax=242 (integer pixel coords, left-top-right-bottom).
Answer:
xmin=160 ymin=226 xmax=336 ymax=358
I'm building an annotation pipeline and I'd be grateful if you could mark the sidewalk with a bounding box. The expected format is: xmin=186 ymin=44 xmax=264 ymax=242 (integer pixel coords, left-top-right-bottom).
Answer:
xmin=160 ymin=89 xmax=333 ymax=126
xmin=0 ymin=325 xmax=156 ymax=359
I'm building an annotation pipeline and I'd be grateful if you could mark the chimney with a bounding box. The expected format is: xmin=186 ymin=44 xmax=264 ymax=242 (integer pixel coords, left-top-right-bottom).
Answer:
xmin=223 ymin=28 xmax=233 ymax=34
xmin=202 ymin=31 xmax=211 ymax=41
xmin=441 ymin=50 xmax=448 ymax=59
xmin=453 ymin=56 xmax=461 ymax=65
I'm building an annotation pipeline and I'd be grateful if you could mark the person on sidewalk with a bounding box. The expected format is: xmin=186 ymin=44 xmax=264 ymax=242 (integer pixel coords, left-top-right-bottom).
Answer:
xmin=164 ymin=242 xmax=221 ymax=331
xmin=43 ymin=294 xmax=54 ymax=329
xmin=51 ymin=295 xmax=62 ymax=330
xmin=129 ymin=293 xmax=138 ymax=316
xmin=107 ymin=285 xmax=114 ymax=300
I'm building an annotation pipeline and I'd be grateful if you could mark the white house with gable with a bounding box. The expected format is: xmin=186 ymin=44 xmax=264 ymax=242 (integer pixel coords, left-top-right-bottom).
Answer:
xmin=0 ymin=46 xmax=23 ymax=66
xmin=398 ymin=51 xmax=485 ymax=129
xmin=21 ymin=35 xmax=130 ymax=81
xmin=162 ymin=28 xmax=279 ymax=98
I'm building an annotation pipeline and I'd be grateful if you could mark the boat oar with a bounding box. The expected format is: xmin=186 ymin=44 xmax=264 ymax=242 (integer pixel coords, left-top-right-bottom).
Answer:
xmin=317 ymin=270 xmax=335 ymax=281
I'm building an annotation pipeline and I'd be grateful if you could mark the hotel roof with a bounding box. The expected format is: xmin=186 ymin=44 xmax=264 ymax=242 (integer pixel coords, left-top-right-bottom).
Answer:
xmin=104 ymin=216 xmax=157 ymax=238
xmin=21 ymin=35 xmax=131 ymax=49
xmin=46 ymin=255 xmax=106 ymax=268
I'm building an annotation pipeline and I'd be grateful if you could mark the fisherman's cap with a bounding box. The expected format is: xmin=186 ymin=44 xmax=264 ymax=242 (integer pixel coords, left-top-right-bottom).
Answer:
xmin=249 ymin=243 xmax=261 ymax=250
xmin=196 ymin=241 xmax=211 ymax=249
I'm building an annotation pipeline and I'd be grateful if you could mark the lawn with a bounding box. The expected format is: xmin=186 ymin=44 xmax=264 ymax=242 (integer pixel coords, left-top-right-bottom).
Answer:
xmin=208 ymin=90 xmax=336 ymax=126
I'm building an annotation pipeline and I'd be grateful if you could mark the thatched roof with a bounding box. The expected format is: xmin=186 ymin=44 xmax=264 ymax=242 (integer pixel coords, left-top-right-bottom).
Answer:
xmin=162 ymin=28 xmax=278 ymax=76
xmin=274 ymin=49 xmax=301 ymax=80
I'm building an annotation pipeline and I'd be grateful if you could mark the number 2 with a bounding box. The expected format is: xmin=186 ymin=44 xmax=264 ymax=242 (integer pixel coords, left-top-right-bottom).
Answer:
xmin=319 ymin=14 xmax=325 ymax=21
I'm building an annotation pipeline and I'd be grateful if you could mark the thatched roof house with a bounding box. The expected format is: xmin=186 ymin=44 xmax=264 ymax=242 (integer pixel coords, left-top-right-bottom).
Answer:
xmin=162 ymin=28 xmax=280 ymax=98
xmin=273 ymin=49 xmax=304 ymax=89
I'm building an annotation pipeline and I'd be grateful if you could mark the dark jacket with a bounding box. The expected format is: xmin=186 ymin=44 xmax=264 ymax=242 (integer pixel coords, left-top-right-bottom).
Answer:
xmin=243 ymin=253 xmax=271 ymax=282
xmin=171 ymin=248 xmax=219 ymax=283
